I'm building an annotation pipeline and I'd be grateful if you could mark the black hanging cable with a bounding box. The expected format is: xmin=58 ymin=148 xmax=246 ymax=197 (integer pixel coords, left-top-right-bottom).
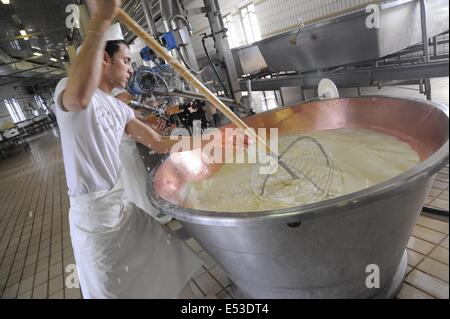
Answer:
xmin=201 ymin=34 xmax=230 ymax=98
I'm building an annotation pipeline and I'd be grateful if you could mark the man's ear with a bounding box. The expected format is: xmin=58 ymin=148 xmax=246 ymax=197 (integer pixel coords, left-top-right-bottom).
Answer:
xmin=103 ymin=52 xmax=113 ymax=66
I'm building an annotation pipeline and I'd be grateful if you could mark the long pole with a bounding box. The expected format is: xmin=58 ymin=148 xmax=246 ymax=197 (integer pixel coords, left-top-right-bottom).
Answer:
xmin=116 ymin=8 xmax=266 ymax=147
xmin=116 ymin=9 xmax=303 ymax=179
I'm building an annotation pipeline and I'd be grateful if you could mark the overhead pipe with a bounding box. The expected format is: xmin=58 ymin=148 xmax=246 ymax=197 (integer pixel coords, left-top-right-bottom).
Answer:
xmin=0 ymin=69 xmax=62 ymax=87
xmin=140 ymin=0 xmax=159 ymax=39
xmin=0 ymin=27 xmax=67 ymax=43
xmin=0 ymin=55 xmax=41 ymax=67
xmin=153 ymin=89 xmax=236 ymax=105
xmin=160 ymin=0 xmax=175 ymax=31
xmin=0 ymin=63 xmax=55 ymax=77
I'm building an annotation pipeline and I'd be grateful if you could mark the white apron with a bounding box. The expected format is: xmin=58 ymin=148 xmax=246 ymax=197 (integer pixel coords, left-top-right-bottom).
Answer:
xmin=69 ymin=175 xmax=203 ymax=299
xmin=119 ymin=135 xmax=171 ymax=224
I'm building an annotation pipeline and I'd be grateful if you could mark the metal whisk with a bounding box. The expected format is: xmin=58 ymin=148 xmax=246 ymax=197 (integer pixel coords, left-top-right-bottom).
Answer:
xmin=251 ymin=136 xmax=343 ymax=206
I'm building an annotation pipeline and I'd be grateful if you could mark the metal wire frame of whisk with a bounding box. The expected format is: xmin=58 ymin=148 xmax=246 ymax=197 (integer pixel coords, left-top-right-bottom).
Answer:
xmin=252 ymin=136 xmax=344 ymax=206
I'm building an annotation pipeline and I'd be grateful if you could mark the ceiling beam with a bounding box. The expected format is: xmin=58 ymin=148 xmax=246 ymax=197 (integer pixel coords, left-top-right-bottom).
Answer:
xmin=0 ymin=27 xmax=68 ymax=43
xmin=0 ymin=69 xmax=63 ymax=87
xmin=0 ymin=55 xmax=42 ymax=67
xmin=0 ymin=63 xmax=58 ymax=77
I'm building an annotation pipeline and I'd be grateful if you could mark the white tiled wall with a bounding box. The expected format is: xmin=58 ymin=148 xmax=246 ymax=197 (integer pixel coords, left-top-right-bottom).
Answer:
xmin=437 ymin=33 xmax=449 ymax=55
xmin=257 ymin=0 xmax=375 ymax=38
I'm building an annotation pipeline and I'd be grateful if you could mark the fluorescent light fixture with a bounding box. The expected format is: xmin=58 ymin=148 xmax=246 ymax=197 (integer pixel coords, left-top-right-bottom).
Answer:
xmin=50 ymin=57 xmax=57 ymax=62
xmin=33 ymin=52 xmax=43 ymax=56
xmin=1 ymin=1 xmax=11 ymax=5
xmin=20 ymin=30 xmax=29 ymax=40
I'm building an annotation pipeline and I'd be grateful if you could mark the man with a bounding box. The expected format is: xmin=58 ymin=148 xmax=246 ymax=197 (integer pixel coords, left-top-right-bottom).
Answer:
xmin=53 ymin=0 xmax=233 ymax=298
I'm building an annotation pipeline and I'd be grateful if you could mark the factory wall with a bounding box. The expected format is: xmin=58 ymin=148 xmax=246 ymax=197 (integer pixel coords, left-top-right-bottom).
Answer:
xmin=187 ymin=0 xmax=376 ymax=56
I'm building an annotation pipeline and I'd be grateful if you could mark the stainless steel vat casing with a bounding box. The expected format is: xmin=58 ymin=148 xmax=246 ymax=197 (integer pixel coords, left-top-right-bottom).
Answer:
xmin=147 ymin=96 xmax=449 ymax=298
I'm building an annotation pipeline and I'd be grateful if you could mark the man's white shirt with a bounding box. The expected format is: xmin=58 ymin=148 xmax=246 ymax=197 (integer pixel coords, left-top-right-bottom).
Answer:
xmin=54 ymin=78 xmax=135 ymax=197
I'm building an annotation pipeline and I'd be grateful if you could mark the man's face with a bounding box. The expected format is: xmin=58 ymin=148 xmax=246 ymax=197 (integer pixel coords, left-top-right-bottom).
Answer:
xmin=104 ymin=43 xmax=133 ymax=89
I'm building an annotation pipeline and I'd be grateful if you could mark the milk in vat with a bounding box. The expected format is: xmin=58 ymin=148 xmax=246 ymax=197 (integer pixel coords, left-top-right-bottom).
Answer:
xmin=184 ymin=128 xmax=421 ymax=212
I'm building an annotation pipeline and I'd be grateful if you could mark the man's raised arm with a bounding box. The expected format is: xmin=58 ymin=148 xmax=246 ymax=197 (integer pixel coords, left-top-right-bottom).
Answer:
xmin=62 ymin=0 xmax=121 ymax=112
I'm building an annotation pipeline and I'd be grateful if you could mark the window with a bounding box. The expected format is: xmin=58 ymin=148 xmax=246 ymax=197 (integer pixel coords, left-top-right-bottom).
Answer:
xmin=4 ymin=99 xmax=19 ymax=123
xmin=240 ymin=3 xmax=262 ymax=44
xmin=262 ymin=91 xmax=279 ymax=110
xmin=241 ymin=90 xmax=280 ymax=113
xmin=34 ymin=95 xmax=48 ymax=111
xmin=10 ymin=39 xmax=21 ymax=50
xmin=4 ymin=98 xmax=26 ymax=123
xmin=11 ymin=99 xmax=26 ymax=122
xmin=223 ymin=14 xmax=237 ymax=48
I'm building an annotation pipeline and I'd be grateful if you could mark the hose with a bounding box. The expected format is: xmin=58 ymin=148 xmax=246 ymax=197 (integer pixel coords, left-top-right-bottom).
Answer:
xmin=201 ymin=35 xmax=230 ymax=98
xmin=169 ymin=15 xmax=192 ymax=36
xmin=178 ymin=46 xmax=206 ymax=75
xmin=153 ymin=72 xmax=170 ymax=93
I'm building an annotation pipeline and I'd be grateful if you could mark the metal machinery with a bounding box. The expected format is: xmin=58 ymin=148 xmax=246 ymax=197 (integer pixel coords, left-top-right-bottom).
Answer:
xmin=117 ymin=0 xmax=448 ymax=133
xmin=119 ymin=0 xmax=250 ymax=138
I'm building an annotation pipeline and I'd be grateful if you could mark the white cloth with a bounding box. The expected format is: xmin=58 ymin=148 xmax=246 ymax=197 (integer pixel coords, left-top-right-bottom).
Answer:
xmin=111 ymin=88 xmax=127 ymax=97
xmin=54 ymin=78 xmax=135 ymax=197
xmin=76 ymin=22 xmax=125 ymax=55
xmin=69 ymin=175 xmax=203 ymax=299
xmin=119 ymin=135 xmax=172 ymax=224
xmin=104 ymin=23 xmax=125 ymax=41
xmin=110 ymin=88 xmax=171 ymax=224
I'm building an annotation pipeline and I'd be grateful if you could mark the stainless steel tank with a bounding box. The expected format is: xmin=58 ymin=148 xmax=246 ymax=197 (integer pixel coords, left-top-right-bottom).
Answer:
xmin=146 ymin=97 xmax=449 ymax=299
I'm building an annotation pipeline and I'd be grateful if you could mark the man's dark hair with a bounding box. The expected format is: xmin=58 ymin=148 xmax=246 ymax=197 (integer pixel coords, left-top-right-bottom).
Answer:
xmin=105 ymin=40 xmax=128 ymax=57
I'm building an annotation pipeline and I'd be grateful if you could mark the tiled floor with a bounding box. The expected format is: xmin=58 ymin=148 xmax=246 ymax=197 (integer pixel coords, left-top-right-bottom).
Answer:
xmin=399 ymin=216 xmax=449 ymax=299
xmin=0 ymin=128 xmax=73 ymax=299
xmin=425 ymin=165 xmax=449 ymax=212
xmin=0 ymin=127 xmax=448 ymax=299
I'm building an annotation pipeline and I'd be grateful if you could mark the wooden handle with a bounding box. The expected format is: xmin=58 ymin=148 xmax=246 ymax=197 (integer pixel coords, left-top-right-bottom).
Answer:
xmin=116 ymin=9 xmax=270 ymax=149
